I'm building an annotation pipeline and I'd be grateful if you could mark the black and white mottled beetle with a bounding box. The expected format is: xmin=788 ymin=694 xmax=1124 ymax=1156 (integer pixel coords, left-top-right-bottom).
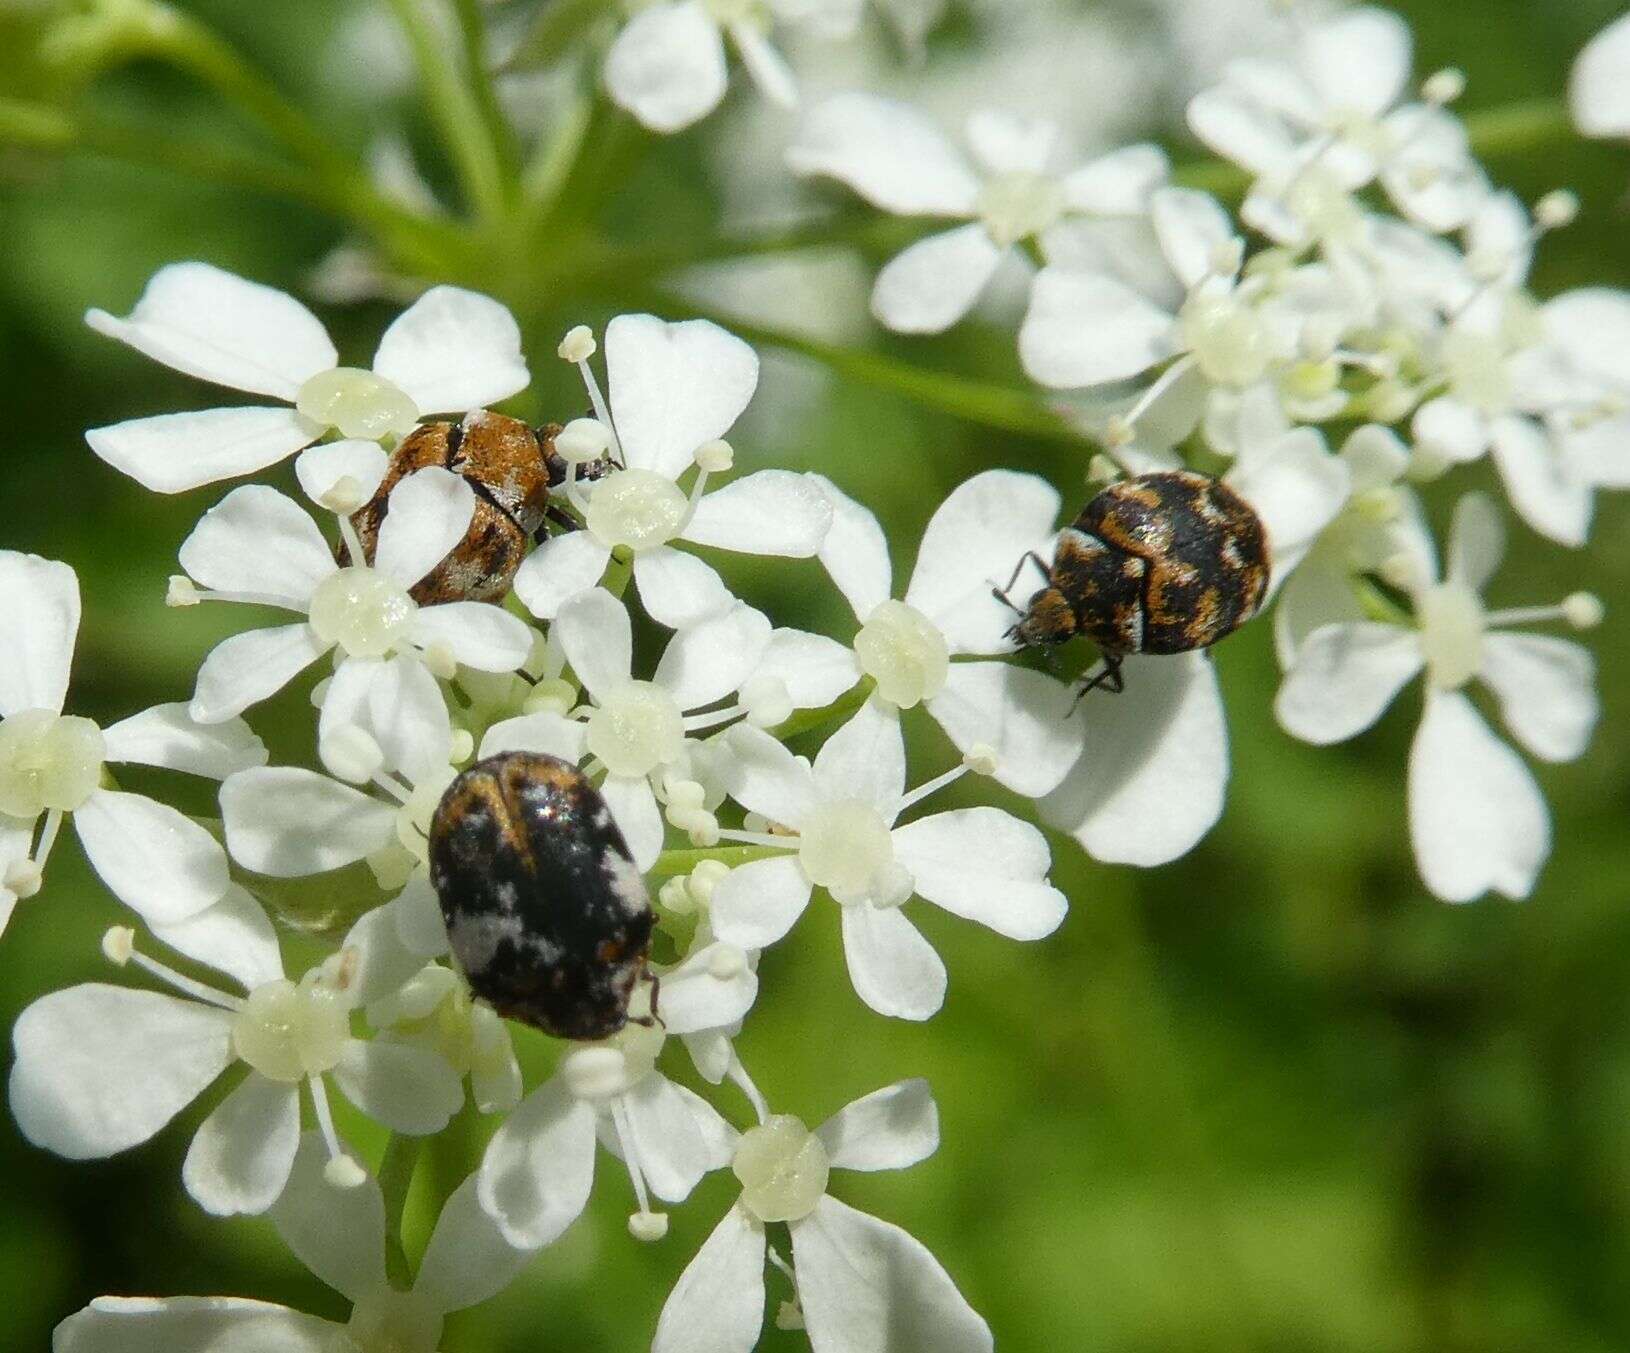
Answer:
xmin=998 ymin=470 xmax=1269 ymax=695
xmin=428 ymin=751 xmax=655 ymax=1042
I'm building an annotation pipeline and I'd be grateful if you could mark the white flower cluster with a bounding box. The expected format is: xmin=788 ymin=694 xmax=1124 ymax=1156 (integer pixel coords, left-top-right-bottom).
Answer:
xmin=2 ymin=3 xmax=1620 ymax=1350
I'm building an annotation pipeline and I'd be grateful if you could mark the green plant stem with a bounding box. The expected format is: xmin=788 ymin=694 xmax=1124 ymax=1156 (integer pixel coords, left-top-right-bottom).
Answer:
xmin=602 ymin=548 xmax=633 ymax=599
xmin=499 ymin=0 xmax=614 ymax=73
xmin=451 ymin=0 xmax=521 ymax=181
xmin=378 ymin=1133 xmax=423 ymax=1289
xmin=385 ymin=0 xmax=509 ymax=222
xmin=650 ymin=844 xmax=790 ymax=878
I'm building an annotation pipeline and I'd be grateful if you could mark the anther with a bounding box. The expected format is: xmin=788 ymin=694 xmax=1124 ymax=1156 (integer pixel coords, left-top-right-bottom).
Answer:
xmin=325 ymin=1155 xmax=368 ymax=1189
xmin=101 ymin=926 xmax=135 ymax=966
xmin=1421 ymin=68 xmax=1466 ymax=106
xmin=694 ymin=439 xmax=735 ymax=473
xmin=1534 ymin=190 xmax=1580 ymax=231
xmin=962 ymin=743 xmax=999 ymax=776
xmin=166 ymin=575 xmax=200 ymax=607
xmin=557 ymin=326 xmax=597 ymax=363
xmin=5 ymin=858 xmax=43 ymax=900
xmin=629 ymin=1210 xmax=669 ymax=1242
xmin=1564 ymin=591 xmax=1605 ymax=630
xmin=556 ymin=417 xmax=612 ymax=462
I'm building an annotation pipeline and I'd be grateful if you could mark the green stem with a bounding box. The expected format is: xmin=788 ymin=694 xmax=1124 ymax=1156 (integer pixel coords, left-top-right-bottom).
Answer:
xmin=451 ymin=0 xmax=521 ymax=181
xmin=1462 ymin=96 xmax=1572 ymax=161
xmin=602 ymin=547 xmax=633 ymax=600
xmin=499 ymin=0 xmax=615 ymax=73
xmin=378 ymin=1133 xmax=423 ymax=1289
xmin=650 ymin=844 xmax=790 ymax=879
xmin=385 ymin=0 xmax=508 ymax=221
xmin=521 ymin=79 xmax=594 ymax=212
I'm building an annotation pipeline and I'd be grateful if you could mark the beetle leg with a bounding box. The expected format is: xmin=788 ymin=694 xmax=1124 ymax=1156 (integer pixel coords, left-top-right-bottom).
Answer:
xmin=1071 ymin=654 xmax=1125 ymax=709
xmin=537 ymin=503 xmax=585 ymax=542
xmin=631 ymin=971 xmax=667 ymax=1031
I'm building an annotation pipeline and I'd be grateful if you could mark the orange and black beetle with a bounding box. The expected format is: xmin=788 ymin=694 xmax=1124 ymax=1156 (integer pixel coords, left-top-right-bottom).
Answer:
xmin=1002 ymin=470 xmax=1268 ymax=695
xmin=340 ymin=410 xmax=607 ymax=604
xmin=429 ymin=751 xmax=655 ymax=1042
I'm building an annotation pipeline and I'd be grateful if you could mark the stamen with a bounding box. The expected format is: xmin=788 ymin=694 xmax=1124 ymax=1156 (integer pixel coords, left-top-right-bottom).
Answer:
xmin=716 ymin=828 xmax=797 ymax=849
xmin=33 ymin=810 xmax=64 ymax=872
xmin=893 ymin=762 xmax=972 ymax=817
xmin=610 ymin=1097 xmax=657 ymax=1220
xmin=682 ymin=706 xmax=744 ymax=734
xmin=1421 ymin=68 xmax=1466 ymax=106
xmin=559 ymin=326 xmax=623 ymax=463
xmin=370 ymin=771 xmax=413 ymax=805
xmin=726 ymin=1053 xmax=771 ymax=1125
xmin=337 ymin=515 xmax=367 ymax=570
xmin=170 ymin=580 xmax=306 ymax=610
xmin=109 ymin=931 xmax=244 ymax=1011
xmin=307 ymin=1077 xmax=365 ymax=1188
xmin=1487 ymin=592 xmax=1604 ymax=631
xmin=1110 ymin=355 xmax=1198 ymax=455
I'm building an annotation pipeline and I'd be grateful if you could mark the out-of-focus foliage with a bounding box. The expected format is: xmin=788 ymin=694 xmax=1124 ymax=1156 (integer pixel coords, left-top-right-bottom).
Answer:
xmin=1 ymin=1 xmax=1628 ymax=1349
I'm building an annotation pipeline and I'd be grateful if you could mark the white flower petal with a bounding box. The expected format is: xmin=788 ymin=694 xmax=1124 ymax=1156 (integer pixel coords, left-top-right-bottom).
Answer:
xmin=1275 ymin=622 xmax=1423 ymax=743
xmin=814 ymin=1078 xmax=938 ymax=1172
xmin=659 ymin=942 xmax=759 ymax=1034
xmin=183 ymin=1073 xmax=300 ymax=1217
xmin=1412 ymin=396 xmax=1490 ymax=464
xmin=513 ymin=530 xmax=612 ymax=621
xmin=391 ymin=874 xmax=451 ymax=959
xmin=1573 ymin=13 xmax=1630 ymax=137
xmin=653 ymin=1204 xmax=766 ymax=1353
xmin=601 ymin=774 xmax=665 ymax=871
xmin=294 ymin=439 xmax=388 ymax=509
xmin=607 ymin=313 xmax=759 ymax=479
xmin=892 ymin=808 xmax=1066 ymax=940
xmin=1445 ymin=490 xmax=1506 ymax=591
xmin=806 ymin=473 xmax=892 ymax=622
xmin=373 ymin=466 xmax=476 ymax=589
xmin=754 ymin=628 xmax=862 ymax=710
xmin=1272 ymin=555 xmax=1367 ymax=670
xmin=75 ymin=788 xmax=229 ymax=924
xmin=103 ymin=703 xmax=268 ymax=779
xmin=342 ymin=903 xmax=432 ymax=1009
xmin=1479 ymin=633 xmax=1599 ymax=764
xmin=87 ymin=407 xmax=319 ymax=494
xmin=721 ymin=724 xmax=819 ymax=827
xmin=604 ymin=1 xmax=728 ymax=134
xmin=320 ymin=653 xmax=452 ymax=781
xmin=1150 ymin=187 xmax=1236 ymax=290
xmin=220 ymin=767 xmax=395 ymax=876
xmin=271 ymin=1132 xmax=387 ymax=1302
xmin=1039 ymin=652 xmax=1227 ymax=866
xmin=54 ymin=1296 xmax=340 ymax=1353
xmin=1410 ymin=689 xmax=1550 ymax=902
xmin=965 ymin=108 xmax=1058 ymax=176
xmin=85 ymin=262 xmax=336 ymax=400
xmin=1303 ymin=6 xmax=1411 ymax=119
xmin=871 ymin=225 xmax=1006 ymax=335
xmin=480 ymin=711 xmax=589 ymax=762
xmin=407 ymin=601 xmax=532 ymax=672
xmin=682 ymin=469 xmax=834 ymax=557
xmin=787 ymin=92 xmax=981 ymax=215
xmin=555 ymin=588 xmax=633 ymax=699
xmin=1490 ymin=418 xmax=1592 ymax=547
xmin=791 ymin=1196 xmax=992 ymax=1353
xmin=0 ymin=551 xmax=79 ymax=717
xmin=707 ymin=854 xmax=813 ymax=950
xmin=621 ymin=1072 xmax=723 ymax=1202
xmin=655 ymin=603 xmax=771 ymax=710
xmin=333 ymin=1039 xmax=463 ymax=1134
xmin=1186 ymin=87 xmax=1298 ymax=177
xmin=632 ymin=546 xmax=737 ymax=628
xmin=1061 ymin=143 xmax=1169 ymax=214
xmin=190 ymin=623 xmax=330 ymax=724
xmin=925 ymin=661 xmax=1083 ymax=798
xmin=415 ymin=1173 xmax=535 ymax=1314
xmin=478 ymin=1077 xmax=599 ymax=1249
xmin=9 ymin=985 xmax=233 ymax=1158
xmin=1540 ymin=288 xmax=1630 ymax=387
xmin=371 ymin=286 xmax=527 ymax=413
xmin=1019 ymin=268 xmax=1176 ymax=388
xmin=813 ymin=700 xmax=906 ymax=816
xmin=730 ymin=20 xmax=798 ymax=108
xmin=904 ymin=470 xmax=1061 ymax=655
xmin=179 ymin=485 xmax=333 ymax=609
xmin=841 ymin=904 xmax=946 ymax=1021
xmin=151 ymin=885 xmax=284 ymax=993
xmin=1227 ymin=427 xmax=1351 ymax=582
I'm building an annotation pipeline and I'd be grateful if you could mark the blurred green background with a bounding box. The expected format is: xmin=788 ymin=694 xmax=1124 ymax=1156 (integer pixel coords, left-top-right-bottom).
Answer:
xmin=3 ymin=0 xmax=1630 ymax=1348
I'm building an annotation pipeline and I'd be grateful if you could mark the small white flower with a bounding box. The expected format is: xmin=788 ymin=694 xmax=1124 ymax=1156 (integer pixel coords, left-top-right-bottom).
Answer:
xmin=8 ymin=887 xmax=463 ymax=1215
xmin=54 ymin=1132 xmax=534 ymax=1353
xmin=0 ymin=552 xmax=265 ymax=936
xmin=85 ymin=262 xmax=527 ymax=492
xmin=367 ymin=963 xmax=524 ymax=1116
xmin=788 ymin=92 xmax=1167 ymax=334
xmin=484 ymin=588 xmax=771 ymax=868
xmin=804 ymin=470 xmax=1085 ymax=797
xmin=513 ymin=315 xmax=832 ymax=629
xmin=1275 ymin=493 xmax=1601 ymax=902
xmin=176 ymin=468 xmax=533 ymax=724
xmin=477 ymin=974 xmax=751 ymax=1249
xmin=709 ymin=701 xmax=1067 ymax=1021
xmin=1571 ymin=11 xmax=1630 ymax=139
xmin=605 ymin=0 xmax=801 ymax=134
xmin=653 ymin=1080 xmax=991 ymax=1353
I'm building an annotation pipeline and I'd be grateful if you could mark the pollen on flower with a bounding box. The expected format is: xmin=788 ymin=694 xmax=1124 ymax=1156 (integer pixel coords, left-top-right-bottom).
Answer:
xmin=0 ymin=709 xmax=106 ymax=818
xmin=854 ymin=600 xmax=949 ymax=709
xmin=307 ymin=567 xmax=417 ymax=659
xmin=558 ymin=325 xmax=597 ymax=363
xmin=296 ymin=367 xmax=419 ymax=442
xmin=733 ymin=1115 xmax=830 ymax=1223
xmin=584 ymin=470 xmax=690 ymax=551
xmin=585 ymin=680 xmax=686 ymax=777
xmin=799 ymin=798 xmax=895 ymax=903
xmin=101 ymin=926 xmax=135 ymax=966
xmin=630 ymin=1209 xmax=670 ymax=1242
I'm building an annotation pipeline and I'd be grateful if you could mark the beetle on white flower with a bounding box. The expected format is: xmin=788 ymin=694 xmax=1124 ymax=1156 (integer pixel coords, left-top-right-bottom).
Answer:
xmin=9 ymin=883 xmax=463 ymax=1215
xmin=172 ymin=466 xmax=533 ymax=725
xmin=0 ymin=551 xmax=266 ymax=938
xmin=55 ymin=1133 xmax=533 ymax=1353
xmin=513 ymin=316 xmax=832 ymax=630
xmin=85 ymin=262 xmax=528 ymax=493
xmin=654 ymin=1079 xmax=991 ymax=1353
xmin=709 ymin=700 xmax=1067 ymax=1022
xmin=788 ymin=91 xmax=1168 ymax=334
xmin=1276 ymin=493 xmax=1601 ymax=903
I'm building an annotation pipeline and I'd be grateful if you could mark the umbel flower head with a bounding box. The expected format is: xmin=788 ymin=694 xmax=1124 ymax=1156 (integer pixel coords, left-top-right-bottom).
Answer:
xmin=0 ymin=551 xmax=265 ymax=937
xmin=55 ymin=1133 xmax=533 ymax=1353
xmin=85 ymin=262 xmax=528 ymax=492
